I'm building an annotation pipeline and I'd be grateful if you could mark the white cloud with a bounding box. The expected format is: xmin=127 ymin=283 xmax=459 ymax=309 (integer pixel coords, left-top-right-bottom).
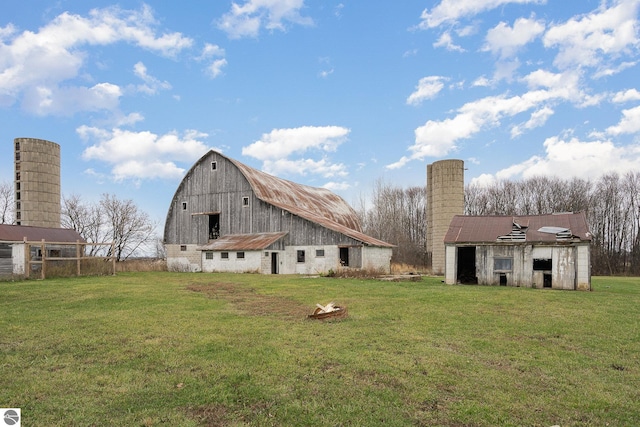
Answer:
xmin=606 ymin=105 xmax=640 ymax=135
xmin=473 ymin=136 xmax=640 ymax=183
xmin=198 ymin=43 xmax=228 ymax=78
xmin=217 ymin=0 xmax=313 ymax=39
xmin=242 ymin=125 xmax=349 ymax=160
xmin=242 ymin=125 xmax=350 ymax=181
xmin=612 ymin=88 xmax=640 ymax=103
xmin=483 ymin=16 xmax=545 ymax=58
xmin=433 ymin=31 xmax=465 ymax=51
xmin=261 ymin=158 xmax=348 ymax=178
xmin=133 ymin=62 xmax=172 ymax=95
xmin=510 ymin=106 xmax=554 ymax=137
xmin=389 ymin=68 xmax=593 ymax=168
xmin=406 ymin=76 xmax=447 ymax=105
xmin=543 ymin=0 xmax=640 ymax=70
xmin=79 ymin=127 xmax=211 ymax=181
xmin=0 ymin=5 xmax=192 ymax=115
xmin=418 ymin=0 xmax=546 ymax=29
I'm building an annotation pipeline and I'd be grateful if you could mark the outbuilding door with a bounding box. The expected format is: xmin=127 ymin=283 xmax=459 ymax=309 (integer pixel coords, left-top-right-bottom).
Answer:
xmin=457 ymin=246 xmax=477 ymax=284
xmin=271 ymin=252 xmax=279 ymax=274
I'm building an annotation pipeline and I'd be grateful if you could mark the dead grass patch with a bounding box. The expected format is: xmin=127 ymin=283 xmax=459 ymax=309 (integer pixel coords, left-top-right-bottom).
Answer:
xmin=186 ymin=282 xmax=310 ymax=319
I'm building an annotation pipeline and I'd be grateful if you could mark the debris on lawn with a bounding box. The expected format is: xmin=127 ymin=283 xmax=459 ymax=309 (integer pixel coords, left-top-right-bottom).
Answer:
xmin=308 ymin=302 xmax=348 ymax=320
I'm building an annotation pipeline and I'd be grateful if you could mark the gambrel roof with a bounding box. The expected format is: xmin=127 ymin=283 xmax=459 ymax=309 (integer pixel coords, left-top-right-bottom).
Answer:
xmin=444 ymin=212 xmax=591 ymax=244
xmin=173 ymin=151 xmax=393 ymax=248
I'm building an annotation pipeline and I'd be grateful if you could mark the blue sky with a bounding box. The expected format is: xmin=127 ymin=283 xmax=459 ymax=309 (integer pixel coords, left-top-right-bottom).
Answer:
xmin=2 ymin=0 xmax=640 ymax=227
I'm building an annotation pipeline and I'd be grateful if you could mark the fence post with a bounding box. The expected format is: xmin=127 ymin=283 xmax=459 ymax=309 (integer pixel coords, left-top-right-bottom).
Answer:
xmin=41 ymin=239 xmax=46 ymax=280
xmin=76 ymin=240 xmax=81 ymax=276
xmin=111 ymin=242 xmax=116 ymax=275
xmin=24 ymin=238 xmax=30 ymax=279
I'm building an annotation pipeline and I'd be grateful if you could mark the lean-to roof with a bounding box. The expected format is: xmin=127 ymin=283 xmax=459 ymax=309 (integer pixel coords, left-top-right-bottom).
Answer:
xmin=444 ymin=212 xmax=591 ymax=244
xmin=198 ymin=232 xmax=287 ymax=251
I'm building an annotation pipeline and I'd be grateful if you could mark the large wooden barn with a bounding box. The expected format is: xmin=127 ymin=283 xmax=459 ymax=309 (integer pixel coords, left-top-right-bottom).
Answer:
xmin=163 ymin=151 xmax=394 ymax=274
xmin=444 ymin=212 xmax=591 ymax=290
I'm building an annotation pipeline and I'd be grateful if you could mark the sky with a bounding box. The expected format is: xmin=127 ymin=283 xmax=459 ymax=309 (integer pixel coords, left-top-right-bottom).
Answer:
xmin=2 ymin=0 xmax=640 ymax=229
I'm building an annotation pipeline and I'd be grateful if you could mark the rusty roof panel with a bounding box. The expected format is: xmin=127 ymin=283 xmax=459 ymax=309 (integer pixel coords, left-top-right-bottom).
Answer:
xmin=444 ymin=212 xmax=591 ymax=244
xmin=230 ymin=157 xmax=363 ymax=233
xmin=198 ymin=232 xmax=288 ymax=251
xmin=0 ymin=224 xmax=85 ymax=243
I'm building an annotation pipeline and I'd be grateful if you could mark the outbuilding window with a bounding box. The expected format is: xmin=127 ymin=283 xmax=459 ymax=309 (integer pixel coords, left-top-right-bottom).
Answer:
xmin=316 ymin=249 xmax=325 ymax=257
xmin=221 ymin=252 xmax=229 ymax=259
xmin=494 ymin=258 xmax=512 ymax=272
xmin=205 ymin=252 xmax=213 ymax=260
xmin=297 ymin=250 xmax=305 ymax=263
xmin=237 ymin=252 xmax=245 ymax=259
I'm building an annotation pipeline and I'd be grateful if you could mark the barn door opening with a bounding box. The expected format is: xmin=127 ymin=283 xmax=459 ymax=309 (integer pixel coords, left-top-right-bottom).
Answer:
xmin=339 ymin=247 xmax=349 ymax=267
xmin=208 ymin=214 xmax=220 ymax=240
xmin=271 ymin=252 xmax=279 ymax=274
xmin=457 ymin=246 xmax=477 ymax=284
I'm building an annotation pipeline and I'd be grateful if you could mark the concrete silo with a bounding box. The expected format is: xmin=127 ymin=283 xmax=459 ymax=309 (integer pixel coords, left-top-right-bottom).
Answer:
xmin=14 ymin=138 xmax=61 ymax=228
xmin=427 ymin=159 xmax=464 ymax=275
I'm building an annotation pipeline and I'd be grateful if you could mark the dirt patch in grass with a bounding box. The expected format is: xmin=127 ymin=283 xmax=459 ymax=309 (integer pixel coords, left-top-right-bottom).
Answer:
xmin=186 ymin=282 xmax=310 ymax=319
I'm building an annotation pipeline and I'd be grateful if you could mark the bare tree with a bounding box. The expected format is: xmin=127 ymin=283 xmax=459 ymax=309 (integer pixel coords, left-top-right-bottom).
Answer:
xmin=61 ymin=193 xmax=158 ymax=261
xmin=0 ymin=180 xmax=14 ymax=224
xmin=100 ymin=193 xmax=157 ymax=262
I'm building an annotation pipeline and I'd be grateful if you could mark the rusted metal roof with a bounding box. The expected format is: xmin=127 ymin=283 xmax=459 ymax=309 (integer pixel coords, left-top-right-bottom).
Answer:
xmin=229 ymin=156 xmax=363 ymax=232
xmin=198 ymin=232 xmax=288 ymax=251
xmin=0 ymin=224 xmax=85 ymax=243
xmin=444 ymin=212 xmax=592 ymax=244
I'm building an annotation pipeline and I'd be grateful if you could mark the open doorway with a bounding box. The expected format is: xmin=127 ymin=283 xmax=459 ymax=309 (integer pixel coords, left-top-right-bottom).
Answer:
xmin=456 ymin=246 xmax=477 ymax=284
xmin=271 ymin=252 xmax=279 ymax=274
xmin=208 ymin=214 xmax=220 ymax=240
xmin=339 ymin=247 xmax=349 ymax=266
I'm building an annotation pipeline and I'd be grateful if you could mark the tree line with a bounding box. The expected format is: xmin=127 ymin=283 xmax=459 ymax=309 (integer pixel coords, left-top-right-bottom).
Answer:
xmin=358 ymin=172 xmax=640 ymax=276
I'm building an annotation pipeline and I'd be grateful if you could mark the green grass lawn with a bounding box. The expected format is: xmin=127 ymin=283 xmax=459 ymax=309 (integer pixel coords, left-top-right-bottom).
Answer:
xmin=1 ymin=273 xmax=639 ymax=426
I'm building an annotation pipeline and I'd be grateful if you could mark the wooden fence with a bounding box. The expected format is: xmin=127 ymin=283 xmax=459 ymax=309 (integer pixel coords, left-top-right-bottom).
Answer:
xmin=22 ymin=240 xmax=115 ymax=279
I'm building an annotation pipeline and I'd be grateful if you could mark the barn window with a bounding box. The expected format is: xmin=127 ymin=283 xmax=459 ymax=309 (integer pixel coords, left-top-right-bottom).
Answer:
xmin=211 ymin=161 xmax=217 ymax=170
xmin=533 ymin=259 xmax=552 ymax=270
xmin=205 ymin=252 xmax=213 ymax=260
xmin=180 ymin=245 xmax=187 ymax=251
xmin=237 ymin=252 xmax=245 ymax=259
xmin=494 ymin=258 xmax=512 ymax=271
xmin=316 ymin=249 xmax=325 ymax=257
xmin=221 ymin=252 xmax=229 ymax=259
xmin=182 ymin=202 xmax=187 ymax=210
xmin=297 ymin=250 xmax=305 ymax=263
xmin=242 ymin=197 xmax=249 ymax=207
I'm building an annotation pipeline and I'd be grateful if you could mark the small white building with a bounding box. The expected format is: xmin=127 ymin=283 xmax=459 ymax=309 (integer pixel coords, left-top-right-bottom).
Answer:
xmin=443 ymin=212 xmax=592 ymax=290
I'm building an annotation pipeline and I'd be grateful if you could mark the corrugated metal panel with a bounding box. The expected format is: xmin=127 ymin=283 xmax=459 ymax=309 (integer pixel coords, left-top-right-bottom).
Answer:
xmin=0 ymin=224 xmax=85 ymax=243
xmin=444 ymin=212 xmax=591 ymax=244
xmin=198 ymin=232 xmax=288 ymax=251
xmin=230 ymin=157 xmax=363 ymax=232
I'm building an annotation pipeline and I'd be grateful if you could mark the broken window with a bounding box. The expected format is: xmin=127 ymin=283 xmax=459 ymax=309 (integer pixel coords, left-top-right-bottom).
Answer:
xmin=494 ymin=258 xmax=512 ymax=271
xmin=242 ymin=197 xmax=249 ymax=206
xmin=211 ymin=161 xmax=217 ymax=170
xmin=297 ymin=250 xmax=305 ymax=263
xmin=533 ymin=258 xmax=552 ymax=271
xmin=180 ymin=245 xmax=187 ymax=251
xmin=182 ymin=202 xmax=187 ymax=210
